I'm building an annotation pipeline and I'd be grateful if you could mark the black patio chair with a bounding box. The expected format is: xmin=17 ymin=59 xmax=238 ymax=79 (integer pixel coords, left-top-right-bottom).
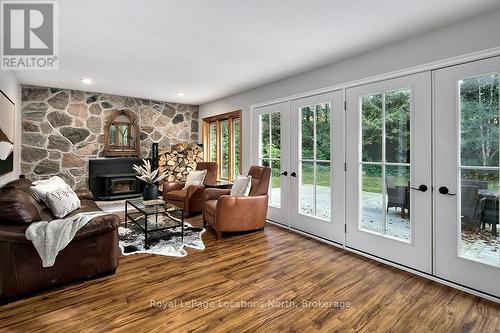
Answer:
xmin=385 ymin=176 xmax=409 ymax=218
xmin=462 ymin=180 xmax=488 ymax=190
xmin=481 ymin=198 xmax=499 ymax=236
xmin=461 ymin=185 xmax=486 ymax=225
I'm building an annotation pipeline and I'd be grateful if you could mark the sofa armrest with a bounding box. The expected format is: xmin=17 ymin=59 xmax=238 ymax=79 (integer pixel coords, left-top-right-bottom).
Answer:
xmin=0 ymin=229 xmax=30 ymax=243
xmin=203 ymin=188 xmax=232 ymax=202
xmin=74 ymin=214 xmax=121 ymax=240
xmin=163 ymin=181 xmax=185 ymax=193
xmin=75 ymin=190 xmax=94 ymax=200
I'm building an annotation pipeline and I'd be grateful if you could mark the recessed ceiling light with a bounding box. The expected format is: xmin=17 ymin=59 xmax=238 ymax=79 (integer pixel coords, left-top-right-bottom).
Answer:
xmin=80 ymin=78 xmax=92 ymax=84
xmin=176 ymin=92 xmax=185 ymax=97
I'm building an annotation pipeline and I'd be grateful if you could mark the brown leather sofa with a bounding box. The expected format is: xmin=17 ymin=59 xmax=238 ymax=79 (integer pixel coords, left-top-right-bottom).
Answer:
xmin=163 ymin=162 xmax=217 ymax=214
xmin=202 ymin=165 xmax=271 ymax=239
xmin=0 ymin=178 xmax=120 ymax=303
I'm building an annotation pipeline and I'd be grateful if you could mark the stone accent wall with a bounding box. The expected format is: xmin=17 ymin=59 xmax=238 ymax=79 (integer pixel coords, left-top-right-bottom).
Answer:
xmin=21 ymin=86 xmax=199 ymax=189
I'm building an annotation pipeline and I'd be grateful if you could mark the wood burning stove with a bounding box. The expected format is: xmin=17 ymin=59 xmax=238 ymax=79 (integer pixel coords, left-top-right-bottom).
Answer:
xmin=98 ymin=173 xmax=140 ymax=200
xmin=89 ymin=157 xmax=145 ymax=200
xmin=112 ymin=177 xmax=136 ymax=194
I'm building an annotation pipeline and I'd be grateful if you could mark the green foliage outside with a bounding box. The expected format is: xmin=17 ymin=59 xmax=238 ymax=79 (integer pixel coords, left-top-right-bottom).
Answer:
xmin=261 ymin=113 xmax=281 ymax=158
xmin=234 ymin=119 xmax=240 ymax=176
xmin=460 ymin=74 xmax=499 ymax=167
xmin=220 ymin=121 xmax=229 ymax=178
xmin=209 ymin=119 xmax=241 ymax=179
xmin=270 ymin=163 xmax=330 ymax=188
xmin=361 ymin=89 xmax=410 ymax=166
xmin=301 ymin=103 xmax=330 ymax=160
xmin=209 ymin=123 xmax=216 ymax=162
xmin=266 ymin=75 xmax=500 ymax=194
xmin=460 ymin=74 xmax=499 ymax=190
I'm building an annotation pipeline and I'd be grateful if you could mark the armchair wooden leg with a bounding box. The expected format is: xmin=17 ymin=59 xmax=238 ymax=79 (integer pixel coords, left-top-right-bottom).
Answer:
xmin=203 ymin=220 xmax=207 ymax=227
xmin=216 ymin=231 xmax=222 ymax=240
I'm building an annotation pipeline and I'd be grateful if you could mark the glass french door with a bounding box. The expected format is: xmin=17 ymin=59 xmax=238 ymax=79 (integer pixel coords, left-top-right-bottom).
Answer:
xmin=346 ymin=73 xmax=432 ymax=273
xmin=289 ymin=91 xmax=345 ymax=243
xmin=253 ymin=102 xmax=290 ymax=225
xmin=434 ymin=56 xmax=500 ymax=297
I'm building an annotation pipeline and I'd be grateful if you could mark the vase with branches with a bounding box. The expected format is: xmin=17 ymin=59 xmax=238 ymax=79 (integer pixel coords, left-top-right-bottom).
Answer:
xmin=133 ymin=159 xmax=168 ymax=200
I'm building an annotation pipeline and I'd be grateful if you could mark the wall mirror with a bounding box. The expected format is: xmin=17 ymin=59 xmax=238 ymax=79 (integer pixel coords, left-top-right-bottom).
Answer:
xmin=103 ymin=110 xmax=140 ymax=156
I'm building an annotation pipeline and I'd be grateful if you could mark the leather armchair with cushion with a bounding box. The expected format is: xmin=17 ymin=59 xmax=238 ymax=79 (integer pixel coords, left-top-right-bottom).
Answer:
xmin=202 ymin=165 xmax=271 ymax=239
xmin=163 ymin=162 xmax=217 ymax=214
xmin=0 ymin=178 xmax=120 ymax=303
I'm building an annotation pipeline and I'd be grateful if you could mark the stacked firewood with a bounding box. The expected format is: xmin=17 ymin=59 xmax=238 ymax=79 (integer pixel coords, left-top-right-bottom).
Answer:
xmin=158 ymin=143 xmax=204 ymax=189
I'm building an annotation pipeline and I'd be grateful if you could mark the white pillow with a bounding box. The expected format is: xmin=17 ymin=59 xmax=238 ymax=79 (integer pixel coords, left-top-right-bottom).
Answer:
xmin=0 ymin=141 xmax=13 ymax=160
xmin=45 ymin=185 xmax=81 ymax=218
xmin=230 ymin=175 xmax=252 ymax=197
xmin=31 ymin=176 xmax=68 ymax=203
xmin=183 ymin=169 xmax=207 ymax=189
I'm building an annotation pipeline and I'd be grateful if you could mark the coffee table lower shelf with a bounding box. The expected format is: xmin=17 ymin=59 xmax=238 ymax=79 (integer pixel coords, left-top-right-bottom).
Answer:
xmin=125 ymin=199 xmax=184 ymax=249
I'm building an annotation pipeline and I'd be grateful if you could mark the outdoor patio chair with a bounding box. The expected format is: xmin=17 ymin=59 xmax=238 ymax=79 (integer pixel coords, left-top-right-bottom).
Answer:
xmin=385 ymin=176 xmax=409 ymax=218
xmin=461 ymin=185 xmax=486 ymax=225
xmin=481 ymin=199 xmax=499 ymax=236
xmin=462 ymin=180 xmax=488 ymax=190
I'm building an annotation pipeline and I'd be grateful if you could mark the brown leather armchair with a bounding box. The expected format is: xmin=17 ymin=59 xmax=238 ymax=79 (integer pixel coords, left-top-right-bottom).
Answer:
xmin=202 ymin=165 xmax=271 ymax=239
xmin=163 ymin=162 xmax=217 ymax=213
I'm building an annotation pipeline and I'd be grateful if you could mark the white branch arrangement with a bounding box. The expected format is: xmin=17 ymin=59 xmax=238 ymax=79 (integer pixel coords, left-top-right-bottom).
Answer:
xmin=133 ymin=159 xmax=168 ymax=184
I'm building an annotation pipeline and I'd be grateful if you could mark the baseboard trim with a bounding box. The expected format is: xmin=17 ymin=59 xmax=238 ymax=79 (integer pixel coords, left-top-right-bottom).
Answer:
xmin=266 ymin=219 xmax=500 ymax=304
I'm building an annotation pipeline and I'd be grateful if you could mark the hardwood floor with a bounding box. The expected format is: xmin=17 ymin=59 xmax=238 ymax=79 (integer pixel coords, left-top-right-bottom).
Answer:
xmin=1 ymin=216 xmax=499 ymax=332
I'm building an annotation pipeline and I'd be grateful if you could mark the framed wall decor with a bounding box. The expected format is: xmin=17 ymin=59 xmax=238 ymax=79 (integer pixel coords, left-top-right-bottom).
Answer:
xmin=0 ymin=91 xmax=15 ymax=176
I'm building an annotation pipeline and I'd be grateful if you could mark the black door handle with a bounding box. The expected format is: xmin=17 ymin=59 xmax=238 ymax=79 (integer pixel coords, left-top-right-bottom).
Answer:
xmin=281 ymin=171 xmax=288 ymax=176
xmin=410 ymin=184 xmax=428 ymax=192
xmin=290 ymin=172 xmax=297 ymax=177
xmin=439 ymin=186 xmax=456 ymax=196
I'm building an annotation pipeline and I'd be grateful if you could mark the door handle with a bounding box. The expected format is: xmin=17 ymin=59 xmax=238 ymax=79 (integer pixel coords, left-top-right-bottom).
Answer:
xmin=281 ymin=171 xmax=288 ymax=176
xmin=410 ymin=184 xmax=428 ymax=192
xmin=439 ymin=186 xmax=456 ymax=196
xmin=290 ymin=172 xmax=297 ymax=177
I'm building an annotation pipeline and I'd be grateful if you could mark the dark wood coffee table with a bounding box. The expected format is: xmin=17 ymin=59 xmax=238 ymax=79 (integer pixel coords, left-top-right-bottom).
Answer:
xmin=125 ymin=198 xmax=184 ymax=249
xmin=205 ymin=181 xmax=233 ymax=189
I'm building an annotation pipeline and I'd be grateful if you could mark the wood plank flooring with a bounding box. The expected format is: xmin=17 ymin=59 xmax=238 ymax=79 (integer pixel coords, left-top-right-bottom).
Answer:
xmin=0 ymin=215 xmax=499 ymax=332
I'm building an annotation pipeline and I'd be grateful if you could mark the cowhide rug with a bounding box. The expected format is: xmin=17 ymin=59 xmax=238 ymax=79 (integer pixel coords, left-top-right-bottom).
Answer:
xmin=118 ymin=210 xmax=205 ymax=257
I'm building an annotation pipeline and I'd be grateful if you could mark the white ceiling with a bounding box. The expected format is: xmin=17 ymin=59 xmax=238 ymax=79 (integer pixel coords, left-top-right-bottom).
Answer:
xmin=14 ymin=0 xmax=500 ymax=105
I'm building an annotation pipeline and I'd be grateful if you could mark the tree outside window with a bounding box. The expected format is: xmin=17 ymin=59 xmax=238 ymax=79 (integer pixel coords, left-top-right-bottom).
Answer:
xmin=203 ymin=111 xmax=242 ymax=181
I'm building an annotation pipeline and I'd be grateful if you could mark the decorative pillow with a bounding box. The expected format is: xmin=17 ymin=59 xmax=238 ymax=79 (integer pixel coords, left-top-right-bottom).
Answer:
xmin=31 ymin=176 xmax=68 ymax=203
xmin=183 ymin=169 xmax=207 ymax=189
xmin=45 ymin=185 xmax=81 ymax=219
xmin=230 ymin=175 xmax=252 ymax=197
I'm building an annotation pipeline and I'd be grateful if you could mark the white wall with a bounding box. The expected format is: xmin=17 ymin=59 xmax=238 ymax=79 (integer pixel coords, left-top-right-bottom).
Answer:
xmin=0 ymin=71 xmax=21 ymax=186
xmin=199 ymin=8 xmax=500 ymax=172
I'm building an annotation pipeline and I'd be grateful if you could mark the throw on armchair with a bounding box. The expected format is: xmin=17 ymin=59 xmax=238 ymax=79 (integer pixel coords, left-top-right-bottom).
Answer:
xmin=163 ymin=162 xmax=217 ymax=213
xmin=202 ymin=165 xmax=271 ymax=239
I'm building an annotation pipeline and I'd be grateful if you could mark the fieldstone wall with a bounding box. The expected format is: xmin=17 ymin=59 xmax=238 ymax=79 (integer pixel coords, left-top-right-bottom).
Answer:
xmin=21 ymin=85 xmax=199 ymax=189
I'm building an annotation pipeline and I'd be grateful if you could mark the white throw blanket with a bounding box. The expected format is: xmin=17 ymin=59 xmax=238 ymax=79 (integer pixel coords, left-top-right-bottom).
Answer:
xmin=26 ymin=211 xmax=109 ymax=267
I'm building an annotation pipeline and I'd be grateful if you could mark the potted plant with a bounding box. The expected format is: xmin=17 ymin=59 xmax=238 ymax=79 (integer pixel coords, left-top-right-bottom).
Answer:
xmin=133 ymin=159 xmax=168 ymax=200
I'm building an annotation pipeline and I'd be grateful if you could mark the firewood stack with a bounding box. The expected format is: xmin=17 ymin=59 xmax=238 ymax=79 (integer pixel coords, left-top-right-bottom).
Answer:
xmin=158 ymin=143 xmax=204 ymax=190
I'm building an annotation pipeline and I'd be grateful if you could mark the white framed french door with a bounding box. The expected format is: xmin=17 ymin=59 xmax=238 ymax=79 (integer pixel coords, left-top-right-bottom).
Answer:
xmin=289 ymin=91 xmax=345 ymax=243
xmin=252 ymin=101 xmax=290 ymax=225
xmin=345 ymin=73 xmax=432 ymax=273
xmin=434 ymin=56 xmax=500 ymax=298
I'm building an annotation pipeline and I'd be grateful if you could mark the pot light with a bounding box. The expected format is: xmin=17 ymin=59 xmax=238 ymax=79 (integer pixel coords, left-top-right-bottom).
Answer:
xmin=176 ymin=92 xmax=185 ymax=97
xmin=80 ymin=78 xmax=92 ymax=84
